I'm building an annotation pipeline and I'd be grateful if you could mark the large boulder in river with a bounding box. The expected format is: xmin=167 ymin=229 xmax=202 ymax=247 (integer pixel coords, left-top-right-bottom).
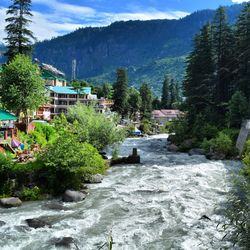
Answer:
xmin=168 ymin=144 xmax=179 ymax=152
xmin=0 ymin=197 xmax=22 ymax=208
xmin=51 ymin=237 xmax=75 ymax=248
xmin=43 ymin=202 xmax=70 ymax=211
xmin=26 ymin=218 xmax=52 ymax=229
xmin=188 ymin=148 xmax=205 ymax=156
xmin=85 ymin=174 xmax=103 ymax=184
xmin=62 ymin=190 xmax=87 ymax=202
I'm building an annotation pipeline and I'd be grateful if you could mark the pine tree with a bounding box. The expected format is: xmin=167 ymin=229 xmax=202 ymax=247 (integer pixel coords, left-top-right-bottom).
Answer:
xmin=112 ymin=68 xmax=128 ymax=117
xmin=140 ymin=83 xmax=153 ymax=120
xmin=169 ymin=78 xmax=177 ymax=108
xmin=128 ymin=87 xmax=141 ymax=120
xmin=4 ymin=0 xmax=35 ymax=61
xmin=212 ymin=6 xmax=235 ymax=104
xmin=161 ymin=75 xmax=170 ymax=109
xmin=235 ymin=3 xmax=250 ymax=101
xmin=184 ymin=23 xmax=215 ymax=122
xmin=228 ymin=91 xmax=249 ymax=128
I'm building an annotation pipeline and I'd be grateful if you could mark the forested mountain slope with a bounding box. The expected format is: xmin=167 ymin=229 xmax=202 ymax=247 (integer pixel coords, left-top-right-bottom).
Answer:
xmin=22 ymin=4 xmax=246 ymax=91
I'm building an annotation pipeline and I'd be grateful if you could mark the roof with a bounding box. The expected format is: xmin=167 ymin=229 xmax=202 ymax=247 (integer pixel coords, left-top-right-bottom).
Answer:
xmin=42 ymin=70 xmax=66 ymax=81
xmin=41 ymin=63 xmax=65 ymax=77
xmin=152 ymin=109 xmax=181 ymax=118
xmin=0 ymin=109 xmax=17 ymax=121
xmin=48 ymin=86 xmax=92 ymax=95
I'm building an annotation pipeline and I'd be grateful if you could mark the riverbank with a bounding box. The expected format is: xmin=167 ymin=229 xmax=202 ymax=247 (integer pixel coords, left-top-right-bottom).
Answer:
xmin=0 ymin=135 xmax=243 ymax=250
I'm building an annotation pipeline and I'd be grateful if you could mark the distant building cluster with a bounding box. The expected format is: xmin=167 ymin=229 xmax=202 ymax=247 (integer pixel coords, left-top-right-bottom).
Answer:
xmin=152 ymin=109 xmax=181 ymax=125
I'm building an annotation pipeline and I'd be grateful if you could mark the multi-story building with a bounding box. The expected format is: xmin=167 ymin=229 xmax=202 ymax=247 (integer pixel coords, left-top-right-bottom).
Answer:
xmin=36 ymin=63 xmax=114 ymax=119
xmin=41 ymin=63 xmax=67 ymax=87
xmin=152 ymin=109 xmax=182 ymax=125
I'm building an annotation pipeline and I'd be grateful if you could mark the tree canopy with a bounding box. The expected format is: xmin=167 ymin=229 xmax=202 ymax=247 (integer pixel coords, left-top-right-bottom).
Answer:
xmin=4 ymin=0 xmax=35 ymax=61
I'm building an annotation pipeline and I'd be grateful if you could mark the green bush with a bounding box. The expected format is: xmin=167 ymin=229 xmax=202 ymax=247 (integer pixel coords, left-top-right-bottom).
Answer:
xmin=221 ymin=128 xmax=240 ymax=143
xmin=18 ymin=123 xmax=58 ymax=149
xmin=201 ymin=132 xmax=234 ymax=155
xmin=168 ymin=116 xmax=190 ymax=144
xmin=0 ymin=154 xmax=14 ymax=196
xmin=67 ymin=104 xmax=125 ymax=150
xmin=139 ymin=118 xmax=152 ymax=134
xmin=242 ymin=140 xmax=250 ymax=181
xmin=21 ymin=186 xmax=41 ymax=201
xmin=39 ymin=134 xmax=107 ymax=194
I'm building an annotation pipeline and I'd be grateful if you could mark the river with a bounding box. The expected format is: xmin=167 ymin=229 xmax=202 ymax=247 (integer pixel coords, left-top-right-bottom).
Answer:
xmin=0 ymin=135 xmax=242 ymax=250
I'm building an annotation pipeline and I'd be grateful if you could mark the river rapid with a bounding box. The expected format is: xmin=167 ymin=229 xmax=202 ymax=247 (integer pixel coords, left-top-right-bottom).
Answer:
xmin=0 ymin=135 xmax=242 ymax=250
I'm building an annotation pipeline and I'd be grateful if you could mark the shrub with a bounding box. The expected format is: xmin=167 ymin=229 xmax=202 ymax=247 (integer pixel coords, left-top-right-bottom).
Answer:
xmin=67 ymin=104 xmax=125 ymax=150
xmin=21 ymin=186 xmax=41 ymax=201
xmin=139 ymin=118 xmax=153 ymax=134
xmin=201 ymin=132 xmax=234 ymax=156
xmin=39 ymin=134 xmax=107 ymax=194
xmin=0 ymin=154 xmax=14 ymax=195
xmin=168 ymin=116 xmax=190 ymax=144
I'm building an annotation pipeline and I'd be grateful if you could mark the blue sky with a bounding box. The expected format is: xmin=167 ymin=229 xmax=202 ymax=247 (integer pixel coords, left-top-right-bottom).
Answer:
xmin=0 ymin=0 xmax=249 ymax=42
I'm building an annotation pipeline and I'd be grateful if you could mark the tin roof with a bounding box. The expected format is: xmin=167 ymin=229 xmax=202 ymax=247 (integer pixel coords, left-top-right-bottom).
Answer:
xmin=48 ymin=86 xmax=92 ymax=95
xmin=0 ymin=109 xmax=17 ymax=121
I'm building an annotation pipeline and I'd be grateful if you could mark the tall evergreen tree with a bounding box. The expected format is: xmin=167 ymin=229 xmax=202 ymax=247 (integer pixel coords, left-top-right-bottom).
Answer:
xmin=235 ymin=3 xmax=250 ymax=101
xmin=140 ymin=83 xmax=153 ymax=120
xmin=128 ymin=87 xmax=142 ymax=120
xmin=212 ymin=6 xmax=235 ymax=104
xmin=4 ymin=0 xmax=35 ymax=61
xmin=112 ymin=68 xmax=128 ymax=117
xmin=161 ymin=75 xmax=170 ymax=108
xmin=228 ymin=91 xmax=249 ymax=128
xmin=184 ymin=23 xmax=215 ymax=122
xmin=169 ymin=78 xmax=177 ymax=108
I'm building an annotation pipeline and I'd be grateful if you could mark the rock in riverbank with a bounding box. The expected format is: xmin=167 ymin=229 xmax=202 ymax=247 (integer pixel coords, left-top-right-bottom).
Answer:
xmin=85 ymin=174 xmax=103 ymax=184
xmin=62 ymin=190 xmax=87 ymax=202
xmin=0 ymin=197 xmax=22 ymax=208
xmin=188 ymin=148 xmax=205 ymax=156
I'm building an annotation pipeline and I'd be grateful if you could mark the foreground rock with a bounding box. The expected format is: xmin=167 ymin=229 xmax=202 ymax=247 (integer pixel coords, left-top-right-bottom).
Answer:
xmin=206 ymin=152 xmax=226 ymax=160
xmin=111 ymin=148 xmax=141 ymax=165
xmin=0 ymin=221 xmax=6 ymax=227
xmin=167 ymin=144 xmax=179 ymax=152
xmin=85 ymin=174 xmax=103 ymax=184
xmin=43 ymin=202 xmax=70 ymax=211
xmin=0 ymin=197 xmax=22 ymax=208
xmin=26 ymin=218 xmax=52 ymax=229
xmin=188 ymin=148 xmax=205 ymax=156
xmin=51 ymin=237 xmax=75 ymax=248
xmin=62 ymin=190 xmax=87 ymax=202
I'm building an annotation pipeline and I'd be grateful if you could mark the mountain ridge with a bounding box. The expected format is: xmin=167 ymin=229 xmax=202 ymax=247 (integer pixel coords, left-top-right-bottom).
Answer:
xmin=1 ymin=3 xmax=246 ymax=93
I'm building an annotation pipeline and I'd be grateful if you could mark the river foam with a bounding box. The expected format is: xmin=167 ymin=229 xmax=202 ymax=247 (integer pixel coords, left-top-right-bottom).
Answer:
xmin=0 ymin=135 xmax=242 ymax=249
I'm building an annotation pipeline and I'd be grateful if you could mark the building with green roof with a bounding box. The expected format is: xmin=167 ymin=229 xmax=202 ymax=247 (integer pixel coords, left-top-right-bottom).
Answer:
xmin=0 ymin=109 xmax=17 ymax=140
xmin=0 ymin=109 xmax=17 ymax=121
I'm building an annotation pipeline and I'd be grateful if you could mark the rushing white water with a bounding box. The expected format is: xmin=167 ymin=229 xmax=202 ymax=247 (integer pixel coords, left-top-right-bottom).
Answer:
xmin=0 ymin=135 xmax=242 ymax=250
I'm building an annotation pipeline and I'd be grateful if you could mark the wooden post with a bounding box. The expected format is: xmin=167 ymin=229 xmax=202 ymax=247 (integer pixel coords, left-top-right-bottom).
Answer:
xmin=132 ymin=148 xmax=138 ymax=156
xmin=4 ymin=130 xmax=8 ymax=140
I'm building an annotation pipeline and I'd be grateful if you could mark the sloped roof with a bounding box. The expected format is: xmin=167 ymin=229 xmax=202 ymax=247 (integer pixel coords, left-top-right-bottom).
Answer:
xmin=0 ymin=109 xmax=17 ymax=121
xmin=152 ymin=109 xmax=181 ymax=118
xmin=48 ymin=86 xmax=92 ymax=95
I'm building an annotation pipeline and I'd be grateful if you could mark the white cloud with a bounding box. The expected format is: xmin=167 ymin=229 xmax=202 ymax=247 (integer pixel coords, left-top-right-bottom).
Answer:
xmin=0 ymin=2 xmax=189 ymax=43
xmin=33 ymin=0 xmax=96 ymax=16
xmin=231 ymin=0 xmax=249 ymax=3
xmin=104 ymin=10 xmax=189 ymax=23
